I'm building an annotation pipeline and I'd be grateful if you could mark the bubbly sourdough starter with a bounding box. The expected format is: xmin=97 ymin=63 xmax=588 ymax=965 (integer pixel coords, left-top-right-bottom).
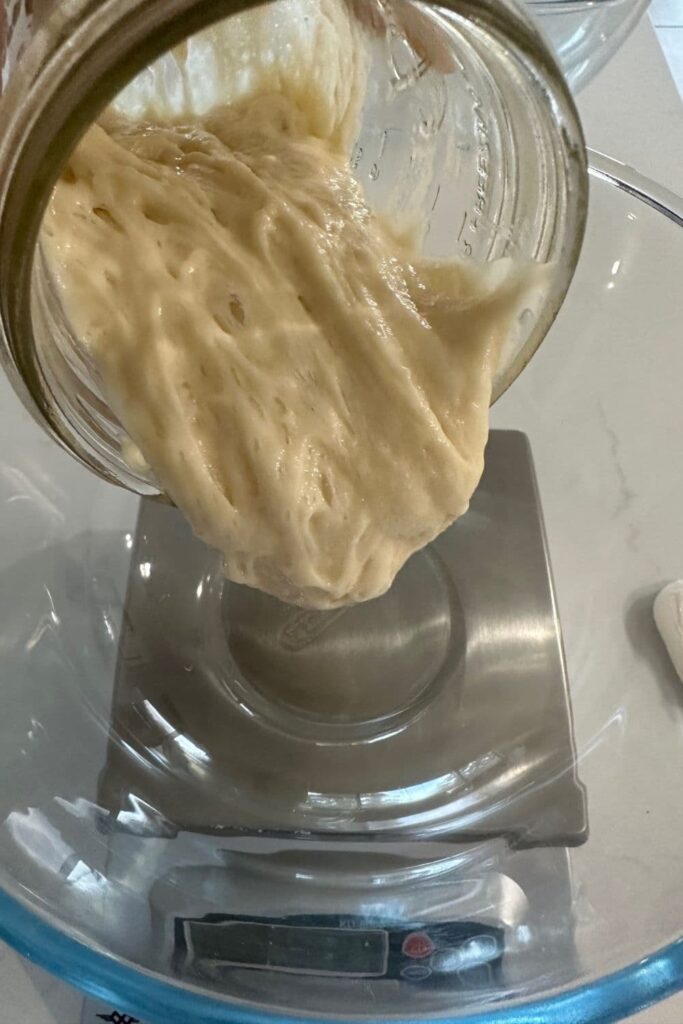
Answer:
xmin=43 ymin=6 xmax=540 ymax=609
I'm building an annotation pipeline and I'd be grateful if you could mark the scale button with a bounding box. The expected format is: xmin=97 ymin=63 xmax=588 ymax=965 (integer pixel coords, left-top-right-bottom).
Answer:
xmin=432 ymin=948 xmax=466 ymax=973
xmin=432 ymin=936 xmax=500 ymax=973
xmin=402 ymin=931 xmax=434 ymax=959
xmin=401 ymin=963 xmax=432 ymax=981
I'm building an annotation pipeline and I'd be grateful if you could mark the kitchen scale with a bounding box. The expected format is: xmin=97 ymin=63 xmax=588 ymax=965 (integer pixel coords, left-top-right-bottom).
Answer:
xmin=90 ymin=429 xmax=587 ymax=1008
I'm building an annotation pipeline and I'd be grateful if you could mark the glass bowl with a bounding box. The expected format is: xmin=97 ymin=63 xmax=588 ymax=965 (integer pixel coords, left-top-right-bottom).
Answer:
xmin=527 ymin=0 xmax=650 ymax=91
xmin=0 ymin=150 xmax=682 ymax=1024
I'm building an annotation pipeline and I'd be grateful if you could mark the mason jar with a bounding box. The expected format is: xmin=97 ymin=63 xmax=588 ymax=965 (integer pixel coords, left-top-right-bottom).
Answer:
xmin=0 ymin=0 xmax=587 ymax=497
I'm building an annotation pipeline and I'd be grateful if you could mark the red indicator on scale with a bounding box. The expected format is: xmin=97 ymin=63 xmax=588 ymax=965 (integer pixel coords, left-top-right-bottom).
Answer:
xmin=402 ymin=932 xmax=434 ymax=959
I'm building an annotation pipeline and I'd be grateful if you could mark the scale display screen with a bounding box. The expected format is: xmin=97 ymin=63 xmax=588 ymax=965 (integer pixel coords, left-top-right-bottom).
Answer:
xmin=175 ymin=913 xmax=505 ymax=986
xmin=185 ymin=919 xmax=389 ymax=977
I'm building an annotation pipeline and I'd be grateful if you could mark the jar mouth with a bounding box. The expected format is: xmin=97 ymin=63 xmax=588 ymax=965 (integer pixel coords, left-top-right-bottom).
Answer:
xmin=0 ymin=0 xmax=587 ymax=488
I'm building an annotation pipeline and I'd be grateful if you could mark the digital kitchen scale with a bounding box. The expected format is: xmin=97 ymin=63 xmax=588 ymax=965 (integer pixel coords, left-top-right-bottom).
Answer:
xmin=173 ymin=912 xmax=503 ymax=984
xmin=93 ymin=430 xmax=586 ymax=1007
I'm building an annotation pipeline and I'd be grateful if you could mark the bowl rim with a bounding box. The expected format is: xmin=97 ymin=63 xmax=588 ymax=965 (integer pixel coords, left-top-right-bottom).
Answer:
xmin=1 ymin=881 xmax=683 ymax=1024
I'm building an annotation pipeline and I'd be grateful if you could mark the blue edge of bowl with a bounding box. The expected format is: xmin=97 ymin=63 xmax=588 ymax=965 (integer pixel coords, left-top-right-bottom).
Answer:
xmin=0 ymin=888 xmax=682 ymax=1024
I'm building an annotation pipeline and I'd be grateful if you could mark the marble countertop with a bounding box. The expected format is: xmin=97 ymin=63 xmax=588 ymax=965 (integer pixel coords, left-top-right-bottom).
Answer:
xmin=573 ymin=21 xmax=683 ymax=1024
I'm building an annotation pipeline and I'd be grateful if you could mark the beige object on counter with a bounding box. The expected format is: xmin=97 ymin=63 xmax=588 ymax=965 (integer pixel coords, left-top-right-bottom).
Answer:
xmin=654 ymin=581 xmax=683 ymax=685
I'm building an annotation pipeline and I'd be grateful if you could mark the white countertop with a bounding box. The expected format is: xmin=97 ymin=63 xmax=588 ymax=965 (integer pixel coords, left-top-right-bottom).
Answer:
xmin=578 ymin=14 xmax=683 ymax=194
xmin=577 ymin=15 xmax=683 ymax=1015
xmin=1 ymin=12 xmax=682 ymax=1024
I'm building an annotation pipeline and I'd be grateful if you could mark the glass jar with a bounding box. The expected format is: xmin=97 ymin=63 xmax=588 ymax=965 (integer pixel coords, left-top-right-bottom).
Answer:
xmin=0 ymin=0 xmax=587 ymax=496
